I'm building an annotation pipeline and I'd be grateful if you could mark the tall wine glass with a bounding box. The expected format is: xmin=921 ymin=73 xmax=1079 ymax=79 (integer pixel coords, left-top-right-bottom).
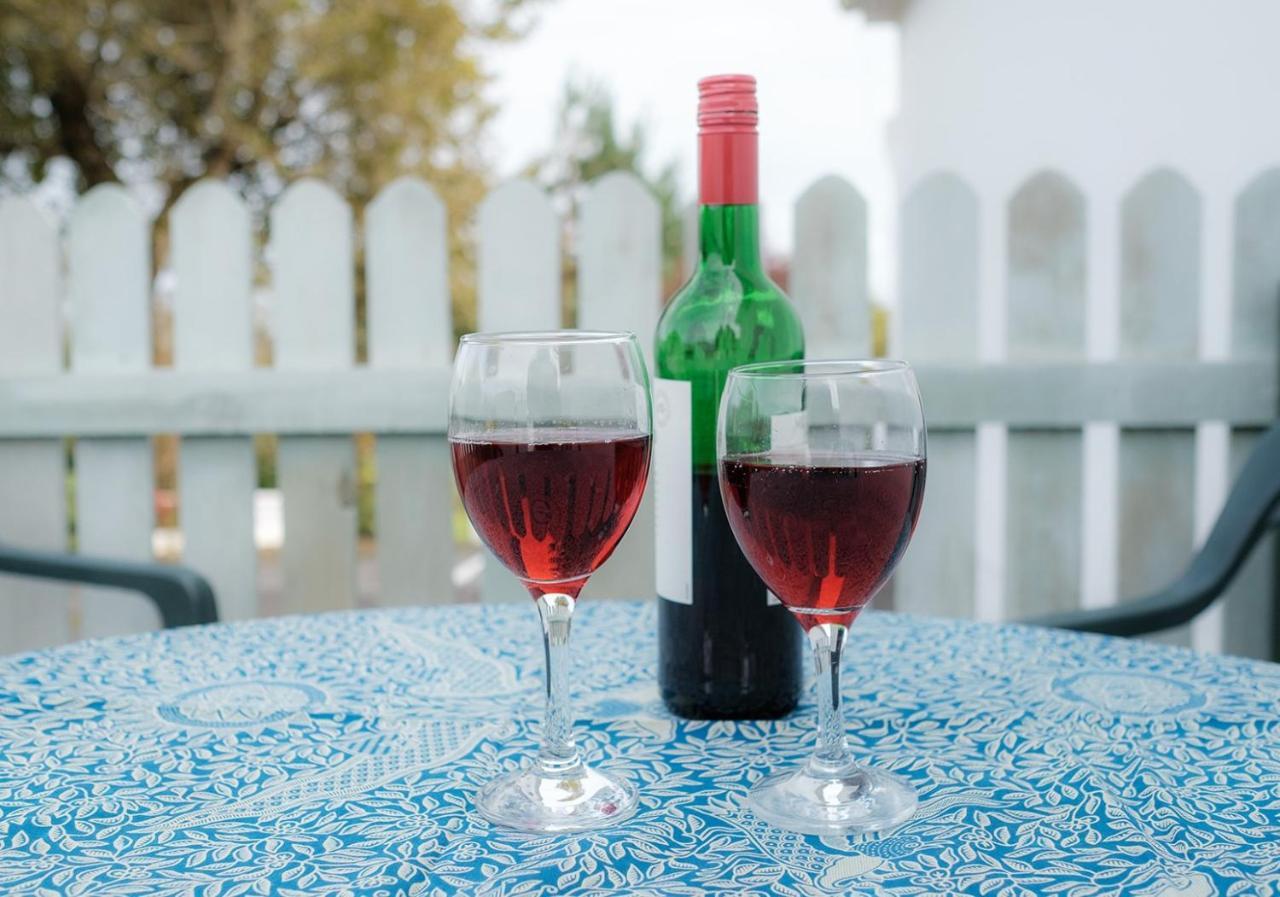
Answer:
xmin=449 ymin=331 xmax=651 ymax=833
xmin=718 ymin=360 xmax=927 ymax=835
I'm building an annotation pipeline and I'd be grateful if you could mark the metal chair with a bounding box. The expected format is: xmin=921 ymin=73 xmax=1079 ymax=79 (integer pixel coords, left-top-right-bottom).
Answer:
xmin=0 ymin=544 xmax=218 ymax=630
xmin=1031 ymin=422 xmax=1280 ymax=656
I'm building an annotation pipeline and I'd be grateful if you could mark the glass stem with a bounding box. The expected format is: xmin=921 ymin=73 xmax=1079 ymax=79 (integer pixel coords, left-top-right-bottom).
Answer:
xmin=535 ymin=593 xmax=583 ymax=775
xmin=807 ymin=622 xmax=855 ymax=776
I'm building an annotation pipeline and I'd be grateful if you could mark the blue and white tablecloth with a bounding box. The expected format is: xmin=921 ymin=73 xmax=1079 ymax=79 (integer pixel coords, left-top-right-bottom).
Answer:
xmin=1 ymin=601 xmax=1278 ymax=896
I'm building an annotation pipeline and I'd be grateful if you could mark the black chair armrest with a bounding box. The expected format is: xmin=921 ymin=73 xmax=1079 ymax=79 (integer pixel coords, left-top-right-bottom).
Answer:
xmin=0 ymin=543 xmax=218 ymax=629
xmin=1030 ymin=422 xmax=1280 ymax=648
xmin=1031 ymin=587 xmax=1202 ymax=638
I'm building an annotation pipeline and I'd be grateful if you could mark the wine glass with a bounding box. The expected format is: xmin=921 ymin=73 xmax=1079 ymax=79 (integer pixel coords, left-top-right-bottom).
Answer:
xmin=717 ymin=360 xmax=927 ymax=835
xmin=448 ymin=330 xmax=651 ymax=833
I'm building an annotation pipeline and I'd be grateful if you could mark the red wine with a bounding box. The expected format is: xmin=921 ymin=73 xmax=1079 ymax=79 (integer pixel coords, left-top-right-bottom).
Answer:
xmin=720 ymin=453 xmax=926 ymax=629
xmin=451 ymin=429 xmax=650 ymax=597
xmin=653 ymin=74 xmax=805 ymax=719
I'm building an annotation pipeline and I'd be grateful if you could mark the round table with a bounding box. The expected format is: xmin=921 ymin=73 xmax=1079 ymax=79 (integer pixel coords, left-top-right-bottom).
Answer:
xmin=1 ymin=602 xmax=1278 ymax=896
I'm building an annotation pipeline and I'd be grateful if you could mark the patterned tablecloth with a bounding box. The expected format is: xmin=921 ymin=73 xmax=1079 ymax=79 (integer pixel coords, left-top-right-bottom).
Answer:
xmin=1 ymin=601 xmax=1278 ymax=896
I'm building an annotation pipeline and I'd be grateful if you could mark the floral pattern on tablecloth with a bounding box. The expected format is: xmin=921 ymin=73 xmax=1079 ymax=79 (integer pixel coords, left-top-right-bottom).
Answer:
xmin=1 ymin=601 xmax=1278 ymax=896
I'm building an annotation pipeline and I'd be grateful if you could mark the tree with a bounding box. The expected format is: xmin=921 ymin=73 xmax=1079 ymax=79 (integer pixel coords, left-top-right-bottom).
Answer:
xmin=0 ymin=0 xmax=536 ymax=333
xmin=0 ymin=0 xmax=525 ymax=201
xmin=527 ymin=77 xmax=684 ymax=315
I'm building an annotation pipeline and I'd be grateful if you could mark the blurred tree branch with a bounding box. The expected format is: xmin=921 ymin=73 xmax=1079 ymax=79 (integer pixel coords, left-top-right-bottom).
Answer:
xmin=4 ymin=0 xmax=539 ymax=323
xmin=0 ymin=0 xmax=531 ymax=209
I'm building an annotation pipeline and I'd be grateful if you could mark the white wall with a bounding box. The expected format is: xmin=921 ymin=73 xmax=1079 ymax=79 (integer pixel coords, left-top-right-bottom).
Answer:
xmin=890 ymin=0 xmax=1279 ymax=357
xmin=886 ymin=0 xmax=1280 ymax=651
xmin=892 ymin=0 xmax=1280 ymax=197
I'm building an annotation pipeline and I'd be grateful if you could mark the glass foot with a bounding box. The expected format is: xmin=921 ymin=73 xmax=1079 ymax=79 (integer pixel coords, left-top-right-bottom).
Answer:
xmin=475 ymin=761 xmax=637 ymax=833
xmin=747 ymin=762 xmax=917 ymax=835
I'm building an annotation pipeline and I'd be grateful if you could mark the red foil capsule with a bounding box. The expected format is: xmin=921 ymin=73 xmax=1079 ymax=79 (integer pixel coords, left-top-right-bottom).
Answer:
xmin=698 ymin=74 xmax=758 ymax=206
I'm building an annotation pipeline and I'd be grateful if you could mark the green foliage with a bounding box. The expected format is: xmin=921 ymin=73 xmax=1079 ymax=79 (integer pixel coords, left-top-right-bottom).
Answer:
xmin=0 ymin=0 xmax=537 ymax=331
xmin=872 ymin=302 xmax=889 ymax=357
xmin=356 ymin=434 xmax=375 ymax=539
xmin=254 ymin=435 xmax=277 ymax=490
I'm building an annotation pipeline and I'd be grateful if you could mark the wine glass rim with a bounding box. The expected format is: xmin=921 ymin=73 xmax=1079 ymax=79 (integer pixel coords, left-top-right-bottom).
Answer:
xmin=459 ymin=329 xmax=637 ymax=346
xmin=728 ymin=359 xmax=911 ymax=379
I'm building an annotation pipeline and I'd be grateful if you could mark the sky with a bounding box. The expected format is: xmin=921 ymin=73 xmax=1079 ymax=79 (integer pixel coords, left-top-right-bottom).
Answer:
xmin=483 ymin=0 xmax=900 ymax=301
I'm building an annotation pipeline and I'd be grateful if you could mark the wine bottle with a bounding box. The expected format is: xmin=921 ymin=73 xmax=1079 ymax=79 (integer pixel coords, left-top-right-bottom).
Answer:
xmin=653 ymin=74 xmax=805 ymax=719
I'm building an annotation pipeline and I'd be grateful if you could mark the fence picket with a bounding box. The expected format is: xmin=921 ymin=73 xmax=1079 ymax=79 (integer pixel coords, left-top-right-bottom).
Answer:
xmin=1224 ymin=168 xmax=1280 ymax=659
xmin=896 ymin=173 xmax=979 ymax=617
xmin=577 ymin=172 xmax=660 ymax=600
xmin=1005 ymin=171 xmax=1087 ymax=617
xmin=68 ymin=185 xmax=158 ymax=638
xmin=578 ymin=172 xmax=661 ymax=365
xmin=792 ymin=175 xmax=870 ymax=358
xmin=269 ymin=180 xmax=357 ymax=614
xmin=475 ymin=179 xmax=561 ymax=602
xmin=171 ymin=180 xmax=258 ymax=620
xmin=0 ymin=166 xmax=1276 ymax=656
xmin=1117 ymin=170 xmax=1200 ymax=645
xmin=477 ymin=179 xmax=560 ymax=333
xmin=0 ymin=197 xmax=70 ymax=651
xmin=366 ymin=177 xmax=455 ymax=605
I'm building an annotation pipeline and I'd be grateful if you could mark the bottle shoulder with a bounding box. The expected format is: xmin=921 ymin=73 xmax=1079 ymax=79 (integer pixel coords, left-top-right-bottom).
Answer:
xmin=655 ymin=267 xmax=804 ymax=378
xmin=657 ymin=268 xmax=801 ymax=334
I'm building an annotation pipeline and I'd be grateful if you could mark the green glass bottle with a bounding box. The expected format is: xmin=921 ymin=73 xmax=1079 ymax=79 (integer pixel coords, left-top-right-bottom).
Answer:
xmin=653 ymin=74 xmax=805 ymax=719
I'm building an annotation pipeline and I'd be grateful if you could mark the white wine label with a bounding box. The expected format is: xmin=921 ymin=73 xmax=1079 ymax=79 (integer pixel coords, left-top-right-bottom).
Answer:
xmin=654 ymin=377 xmax=692 ymax=605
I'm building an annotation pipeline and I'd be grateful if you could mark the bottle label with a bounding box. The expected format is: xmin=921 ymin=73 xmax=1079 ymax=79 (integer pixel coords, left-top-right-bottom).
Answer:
xmin=654 ymin=377 xmax=692 ymax=605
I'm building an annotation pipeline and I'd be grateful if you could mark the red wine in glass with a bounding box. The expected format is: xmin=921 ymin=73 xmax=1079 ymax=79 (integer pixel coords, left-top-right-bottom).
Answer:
xmin=451 ymin=428 xmax=651 ymax=597
xmin=720 ymin=452 xmax=926 ymax=629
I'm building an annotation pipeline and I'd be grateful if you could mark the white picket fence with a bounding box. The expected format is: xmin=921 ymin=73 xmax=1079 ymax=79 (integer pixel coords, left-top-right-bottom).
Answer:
xmin=0 ymin=168 xmax=1275 ymax=658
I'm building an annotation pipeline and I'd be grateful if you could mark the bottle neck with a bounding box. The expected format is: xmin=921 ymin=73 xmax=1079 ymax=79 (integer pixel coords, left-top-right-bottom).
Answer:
xmin=698 ymin=125 xmax=762 ymax=272
xmin=699 ymin=128 xmax=757 ymax=206
xmin=697 ymin=204 xmax=764 ymax=274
